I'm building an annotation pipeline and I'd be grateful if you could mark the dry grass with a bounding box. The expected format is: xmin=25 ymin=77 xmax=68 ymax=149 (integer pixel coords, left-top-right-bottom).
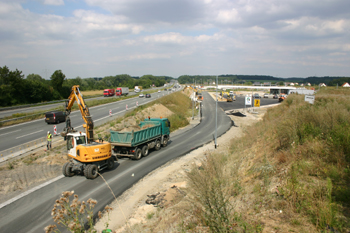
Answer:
xmin=146 ymin=89 xmax=350 ymax=232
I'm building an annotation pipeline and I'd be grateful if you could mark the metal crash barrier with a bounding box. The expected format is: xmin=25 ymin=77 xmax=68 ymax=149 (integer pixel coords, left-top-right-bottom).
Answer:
xmin=0 ymin=137 xmax=50 ymax=162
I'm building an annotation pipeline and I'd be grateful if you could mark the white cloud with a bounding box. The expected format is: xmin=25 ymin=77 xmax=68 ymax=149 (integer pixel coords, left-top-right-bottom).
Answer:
xmin=43 ymin=0 xmax=64 ymax=6
xmin=216 ymin=8 xmax=241 ymax=24
xmin=0 ymin=0 xmax=349 ymax=79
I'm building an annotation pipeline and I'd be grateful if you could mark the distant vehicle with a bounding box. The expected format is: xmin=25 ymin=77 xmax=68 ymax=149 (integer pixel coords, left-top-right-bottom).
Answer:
xmin=164 ymin=88 xmax=167 ymax=91
xmin=116 ymin=87 xmax=129 ymax=96
xmin=134 ymin=86 xmax=142 ymax=93
xmin=279 ymin=94 xmax=287 ymax=102
xmin=45 ymin=111 xmax=66 ymax=124
xmin=139 ymin=93 xmax=144 ymax=98
xmin=103 ymin=89 xmax=115 ymax=97
xmin=253 ymin=93 xmax=261 ymax=98
xmin=273 ymin=94 xmax=278 ymax=99
xmin=145 ymin=94 xmax=151 ymax=98
xmin=158 ymin=90 xmax=161 ymax=93
xmin=263 ymin=93 xmax=269 ymax=98
xmin=227 ymin=95 xmax=235 ymax=102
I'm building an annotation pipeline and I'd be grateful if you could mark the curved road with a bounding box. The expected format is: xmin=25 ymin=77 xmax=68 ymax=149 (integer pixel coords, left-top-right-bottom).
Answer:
xmin=0 ymin=91 xmax=232 ymax=232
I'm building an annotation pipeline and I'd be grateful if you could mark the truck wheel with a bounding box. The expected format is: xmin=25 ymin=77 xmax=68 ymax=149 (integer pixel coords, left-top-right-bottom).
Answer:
xmin=162 ymin=138 xmax=168 ymax=147
xmin=85 ymin=164 xmax=98 ymax=179
xmin=63 ymin=162 xmax=74 ymax=177
xmin=155 ymin=140 xmax=161 ymax=151
xmin=133 ymin=148 xmax=142 ymax=160
xmin=142 ymin=145 xmax=149 ymax=157
xmin=107 ymin=158 xmax=114 ymax=170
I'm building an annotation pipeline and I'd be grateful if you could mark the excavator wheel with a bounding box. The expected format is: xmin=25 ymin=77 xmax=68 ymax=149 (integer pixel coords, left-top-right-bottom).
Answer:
xmin=85 ymin=164 xmax=98 ymax=179
xmin=63 ymin=162 xmax=74 ymax=177
xmin=107 ymin=158 xmax=114 ymax=170
xmin=141 ymin=145 xmax=149 ymax=157
xmin=133 ymin=148 xmax=142 ymax=160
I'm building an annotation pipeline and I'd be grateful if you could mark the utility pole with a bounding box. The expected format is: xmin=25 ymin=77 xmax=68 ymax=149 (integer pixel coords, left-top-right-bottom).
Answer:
xmin=215 ymin=75 xmax=218 ymax=149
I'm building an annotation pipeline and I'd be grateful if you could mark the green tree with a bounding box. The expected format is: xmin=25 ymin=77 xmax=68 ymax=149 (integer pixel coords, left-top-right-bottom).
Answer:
xmin=50 ymin=70 xmax=66 ymax=93
xmin=0 ymin=66 xmax=26 ymax=106
xmin=26 ymin=74 xmax=44 ymax=82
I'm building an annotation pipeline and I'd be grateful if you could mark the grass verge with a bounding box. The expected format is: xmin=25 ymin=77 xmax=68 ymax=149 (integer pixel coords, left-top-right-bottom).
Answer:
xmin=183 ymin=89 xmax=350 ymax=232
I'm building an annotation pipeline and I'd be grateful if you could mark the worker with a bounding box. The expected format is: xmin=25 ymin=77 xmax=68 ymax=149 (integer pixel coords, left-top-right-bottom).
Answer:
xmin=47 ymin=131 xmax=52 ymax=150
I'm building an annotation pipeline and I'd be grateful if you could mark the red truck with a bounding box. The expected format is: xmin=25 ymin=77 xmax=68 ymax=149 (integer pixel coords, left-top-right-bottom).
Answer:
xmin=103 ymin=89 xmax=115 ymax=97
xmin=116 ymin=87 xmax=129 ymax=96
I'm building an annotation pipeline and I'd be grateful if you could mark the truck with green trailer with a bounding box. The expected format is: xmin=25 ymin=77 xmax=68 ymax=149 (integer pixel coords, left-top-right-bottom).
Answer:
xmin=110 ymin=118 xmax=170 ymax=160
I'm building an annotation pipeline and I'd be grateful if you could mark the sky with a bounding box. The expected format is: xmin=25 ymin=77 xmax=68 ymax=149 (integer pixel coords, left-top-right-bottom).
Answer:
xmin=1 ymin=0 xmax=350 ymax=79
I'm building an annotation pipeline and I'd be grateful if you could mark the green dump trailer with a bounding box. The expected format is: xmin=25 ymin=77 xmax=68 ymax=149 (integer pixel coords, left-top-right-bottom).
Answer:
xmin=110 ymin=118 xmax=170 ymax=160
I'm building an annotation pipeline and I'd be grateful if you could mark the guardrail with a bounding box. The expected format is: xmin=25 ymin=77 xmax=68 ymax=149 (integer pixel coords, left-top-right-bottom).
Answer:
xmin=0 ymin=114 xmax=45 ymax=124
xmin=0 ymin=136 xmax=64 ymax=163
xmin=0 ymin=94 xmax=102 ymax=112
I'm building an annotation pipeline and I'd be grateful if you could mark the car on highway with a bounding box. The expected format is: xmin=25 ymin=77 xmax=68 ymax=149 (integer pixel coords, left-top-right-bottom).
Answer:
xmin=263 ymin=93 xmax=269 ymax=98
xmin=45 ymin=111 xmax=66 ymax=124
xmin=145 ymin=94 xmax=151 ymax=98
xmin=273 ymin=94 xmax=278 ymax=99
xmin=253 ymin=93 xmax=261 ymax=98
xmin=139 ymin=93 xmax=144 ymax=98
xmin=158 ymin=90 xmax=161 ymax=93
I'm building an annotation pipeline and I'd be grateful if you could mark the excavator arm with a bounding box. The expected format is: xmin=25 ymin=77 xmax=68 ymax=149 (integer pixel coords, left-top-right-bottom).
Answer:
xmin=62 ymin=85 xmax=94 ymax=143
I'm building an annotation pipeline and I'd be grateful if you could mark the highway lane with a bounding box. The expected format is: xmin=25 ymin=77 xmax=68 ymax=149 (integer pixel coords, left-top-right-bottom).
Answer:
xmin=0 ymin=91 xmax=232 ymax=232
xmin=0 ymin=88 xmax=164 ymax=119
xmin=0 ymin=90 xmax=172 ymax=153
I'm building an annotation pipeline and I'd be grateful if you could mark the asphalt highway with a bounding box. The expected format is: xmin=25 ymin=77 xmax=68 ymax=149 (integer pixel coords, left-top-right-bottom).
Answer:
xmin=0 ymin=90 xmax=173 ymax=153
xmin=0 ymin=91 xmax=232 ymax=232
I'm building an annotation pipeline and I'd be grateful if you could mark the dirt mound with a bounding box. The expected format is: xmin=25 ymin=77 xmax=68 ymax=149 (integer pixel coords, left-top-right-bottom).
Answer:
xmin=107 ymin=104 xmax=173 ymax=133
xmin=119 ymin=125 xmax=141 ymax=132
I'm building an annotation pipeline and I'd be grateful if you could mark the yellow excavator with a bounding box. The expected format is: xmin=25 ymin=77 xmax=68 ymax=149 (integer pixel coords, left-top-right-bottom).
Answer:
xmin=61 ymin=85 xmax=114 ymax=179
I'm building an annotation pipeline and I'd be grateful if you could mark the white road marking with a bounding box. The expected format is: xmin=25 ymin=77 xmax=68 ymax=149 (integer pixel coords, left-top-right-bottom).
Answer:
xmin=16 ymin=130 xmax=43 ymax=139
xmin=0 ymin=129 xmax=21 ymax=137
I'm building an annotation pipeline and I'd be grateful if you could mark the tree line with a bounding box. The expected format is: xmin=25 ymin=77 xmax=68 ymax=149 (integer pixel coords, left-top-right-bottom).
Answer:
xmin=178 ymin=74 xmax=349 ymax=86
xmin=0 ymin=66 xmax=172 ymax=107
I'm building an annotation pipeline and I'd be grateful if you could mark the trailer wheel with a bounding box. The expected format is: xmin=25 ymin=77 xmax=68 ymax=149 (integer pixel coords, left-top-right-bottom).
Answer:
xmin=63 ymin=162 xmax=74 ymax=177
xmin=162 ymin=137 xmax=168 ymax=147
xmin=133 ymin=148 xmax=142 ymax=160
xmin=155 ymin=140 xmax=161 ymax=151
xmin=107 ymin=157 xmax=114 ymax=170
xmin=142 ymin=145 xmax=149 ymax=157
xmin=85 ymin=164 xmax=98 ymax=179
